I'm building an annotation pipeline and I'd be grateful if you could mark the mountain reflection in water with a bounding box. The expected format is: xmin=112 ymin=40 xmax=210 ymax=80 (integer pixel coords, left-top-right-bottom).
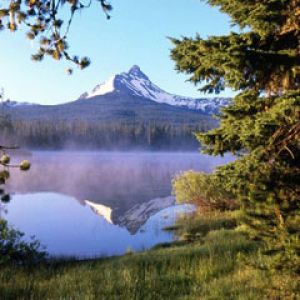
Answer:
xmin=2 ymin=151 xmax=233 ymax=258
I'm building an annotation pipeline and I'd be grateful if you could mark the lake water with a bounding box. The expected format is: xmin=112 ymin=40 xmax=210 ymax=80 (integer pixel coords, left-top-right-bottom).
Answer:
xmin=1 ymin=151 xmax=233 ymax=258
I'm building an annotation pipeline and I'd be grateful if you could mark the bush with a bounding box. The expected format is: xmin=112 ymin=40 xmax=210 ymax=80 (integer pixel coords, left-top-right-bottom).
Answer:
xmin=0 ymin=219 xmax=46 ymax=265
xmin=173 ymin=170 xmax=238 ymax=212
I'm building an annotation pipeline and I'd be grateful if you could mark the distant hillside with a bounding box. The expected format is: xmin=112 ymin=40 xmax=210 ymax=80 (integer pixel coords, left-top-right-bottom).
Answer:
xmin=3 ymin=92 xmax=215 ymax=123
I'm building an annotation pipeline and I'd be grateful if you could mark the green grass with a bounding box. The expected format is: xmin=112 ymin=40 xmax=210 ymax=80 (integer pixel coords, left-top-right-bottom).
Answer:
xmin=0 ymin=212 xmax=298 ymax=300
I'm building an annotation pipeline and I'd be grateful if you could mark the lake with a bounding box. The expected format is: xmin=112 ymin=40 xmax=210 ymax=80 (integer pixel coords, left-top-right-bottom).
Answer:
xmin=1 ymin=151 xmax=233 ymax=258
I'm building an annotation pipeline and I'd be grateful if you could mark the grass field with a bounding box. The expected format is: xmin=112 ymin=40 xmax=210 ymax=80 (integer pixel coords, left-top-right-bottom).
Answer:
xmin=0 ymin=212 xmax=298 ymax=299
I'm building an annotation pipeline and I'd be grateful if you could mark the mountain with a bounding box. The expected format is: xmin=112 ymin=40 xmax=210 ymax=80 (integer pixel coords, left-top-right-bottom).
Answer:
xmin=0 ymin=66 xmax=229 ymax=149
xmin=1 ymin=65 xmax=230 ymax=114
xmin=79 ymin=65 xmax=230 ymax=114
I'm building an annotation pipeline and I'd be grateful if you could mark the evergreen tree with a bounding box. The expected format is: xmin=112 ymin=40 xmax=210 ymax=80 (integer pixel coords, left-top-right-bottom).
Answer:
xmin=171 ymin=0 xmax=300 ymax=272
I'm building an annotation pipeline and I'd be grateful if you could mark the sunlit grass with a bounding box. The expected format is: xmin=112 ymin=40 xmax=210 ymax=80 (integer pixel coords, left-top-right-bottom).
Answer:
xmin=0 ymin=212 xmax=298 ymax=299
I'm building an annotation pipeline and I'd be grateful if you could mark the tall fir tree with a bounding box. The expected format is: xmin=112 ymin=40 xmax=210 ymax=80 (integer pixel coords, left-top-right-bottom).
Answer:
xmin=171 ymin=0 xmax=300 ymax=272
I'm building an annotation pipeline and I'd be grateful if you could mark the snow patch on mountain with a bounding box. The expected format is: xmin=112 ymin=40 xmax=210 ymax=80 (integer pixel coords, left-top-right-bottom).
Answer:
xmin=86 ymin=75 xmax=116 ymax=98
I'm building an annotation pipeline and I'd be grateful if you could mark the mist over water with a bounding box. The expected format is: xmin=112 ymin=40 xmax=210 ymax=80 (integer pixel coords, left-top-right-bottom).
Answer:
xmin=2 ymin=151 xmax=234 ymax=257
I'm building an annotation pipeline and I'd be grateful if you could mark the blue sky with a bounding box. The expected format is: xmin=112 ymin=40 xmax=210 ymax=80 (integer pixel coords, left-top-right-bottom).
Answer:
xmin=0 ymin=0 xmax=232 ymax=105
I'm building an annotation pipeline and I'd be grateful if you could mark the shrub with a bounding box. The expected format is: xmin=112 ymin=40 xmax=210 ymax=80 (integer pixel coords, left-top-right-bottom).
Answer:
xmin=173 ymin=170 xmax=238 ymax=212
xmin=0 ymin=219 xmax=46 ymax=265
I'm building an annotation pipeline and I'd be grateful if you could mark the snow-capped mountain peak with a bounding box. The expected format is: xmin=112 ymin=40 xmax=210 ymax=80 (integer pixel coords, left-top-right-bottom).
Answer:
xmin=80 ymin=65 xmax=230 ymax=113
xmin=127 ymin=65 xmax=148 ymax=79
xmin=82 ymin=65 xmax=153 ymax=100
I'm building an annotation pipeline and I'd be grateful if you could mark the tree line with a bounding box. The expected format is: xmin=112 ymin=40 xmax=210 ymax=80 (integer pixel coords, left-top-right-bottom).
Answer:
xmin=0 ymin=116 xmax=215 ymax=150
